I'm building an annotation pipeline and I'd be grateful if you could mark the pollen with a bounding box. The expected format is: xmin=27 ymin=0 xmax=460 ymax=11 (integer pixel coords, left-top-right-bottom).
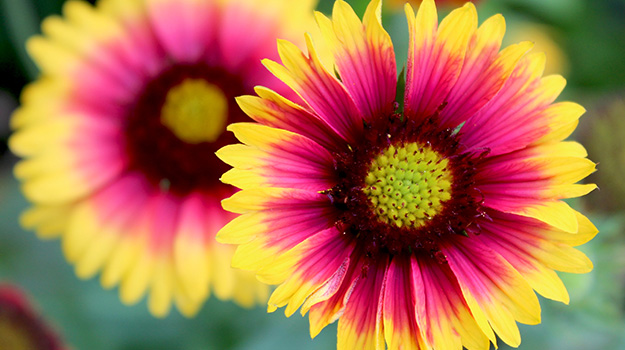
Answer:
xmin=363 ymin=142 xmax=453 ymax=228
xmin=161 ymin=78 xmax=228 ymax=144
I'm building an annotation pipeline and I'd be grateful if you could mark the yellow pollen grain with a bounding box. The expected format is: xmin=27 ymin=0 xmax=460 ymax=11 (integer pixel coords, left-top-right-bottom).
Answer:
xmin=160 ymin=78 xmax=228 ymax=144
xmin=363 ymin=142 xmax=453 ymax=228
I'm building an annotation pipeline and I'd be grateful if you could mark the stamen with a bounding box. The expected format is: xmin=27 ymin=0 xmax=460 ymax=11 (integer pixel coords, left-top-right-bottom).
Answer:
xmin=327 ymin=113 xmax=485 ymax=260
xmin=363 ymin=142 xmax=453 ymax=228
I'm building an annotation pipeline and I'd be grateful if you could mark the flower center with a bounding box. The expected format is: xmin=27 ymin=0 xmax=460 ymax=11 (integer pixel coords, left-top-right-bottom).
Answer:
xmin=363 ymin=143 xmax=453 ymax=228
xmin=327 ymin=114 xmax=486 ymax=260
xmin=0 ymin=317 xmax=37 ymax=350
xmin=160 ymin=79 xmax=228 ymax=144
xmin=124 ymin=63 xmax=248 ymax=196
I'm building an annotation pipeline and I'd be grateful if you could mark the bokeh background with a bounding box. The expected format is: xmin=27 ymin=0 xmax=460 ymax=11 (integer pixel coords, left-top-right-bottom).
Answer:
xmin=1 ymin=0 xmax=624 ymax=349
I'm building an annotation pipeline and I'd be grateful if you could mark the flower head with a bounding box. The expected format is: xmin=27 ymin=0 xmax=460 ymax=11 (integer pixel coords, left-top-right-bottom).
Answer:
xmin=218 ymin=0 xmax=597 ymax=348
xmin=10 ymin=0 xmax=316 ymax=317
xmin=0 ymin=284 xmax=66 ymax=350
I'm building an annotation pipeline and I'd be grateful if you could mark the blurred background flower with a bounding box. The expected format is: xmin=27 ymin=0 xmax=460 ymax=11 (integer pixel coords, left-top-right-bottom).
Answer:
xmin=0 ymin=284 xmax=67 ymax=350
xmin=1 ymin=0 xmax=625 ymax=349
xmin=7 ymin=0 xmax=322 ymax=320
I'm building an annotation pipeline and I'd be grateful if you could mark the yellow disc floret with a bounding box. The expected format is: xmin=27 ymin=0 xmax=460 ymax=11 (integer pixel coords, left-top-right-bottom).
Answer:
xmin=363 ymin=142 xmax=453 ymax=228
xmin=161 ymin=78 xmax=228 ymax=144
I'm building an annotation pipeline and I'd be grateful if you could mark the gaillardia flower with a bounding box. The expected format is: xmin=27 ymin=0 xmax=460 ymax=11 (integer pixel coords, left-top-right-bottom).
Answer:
xmin=10 ymin=0 xmax=316 ymax=317
xmin=218 ymin=0 xmax=597 ymax=348
xmin=0 ymin=284 xmax=66 ymax=350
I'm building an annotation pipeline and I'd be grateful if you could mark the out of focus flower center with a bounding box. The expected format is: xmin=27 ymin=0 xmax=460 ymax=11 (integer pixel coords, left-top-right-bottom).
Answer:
xmin=124 ymin=63 xmax=248 ymax=196
xmin=0 ymin=286 xmax=64 ymax=350
xmin=363 ymin=142 xmax=453 ymax=228
xmin=161 ymin=79 xmax=228 ymax=144
xmin=0 ymin=318 xmax=36 ymax=350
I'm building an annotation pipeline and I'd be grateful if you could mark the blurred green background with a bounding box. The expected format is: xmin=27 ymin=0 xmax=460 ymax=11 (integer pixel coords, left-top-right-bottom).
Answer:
xmin=1 ymin=0 xmax=625 ymax=349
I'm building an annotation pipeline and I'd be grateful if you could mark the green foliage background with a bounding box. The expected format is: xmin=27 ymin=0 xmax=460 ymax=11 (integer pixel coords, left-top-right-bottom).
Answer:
xmin=1 ymin=0 xmax=624 ymax=349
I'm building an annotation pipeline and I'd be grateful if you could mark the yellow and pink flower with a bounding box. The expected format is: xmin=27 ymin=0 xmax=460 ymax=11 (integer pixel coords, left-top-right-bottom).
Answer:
xmin=10 ymin=0 xmax=316 ymax=317
xmin=0 ymin=284 xmax=67 ymax=350
xmin=218 ymin=0 xmax=597 ymax=348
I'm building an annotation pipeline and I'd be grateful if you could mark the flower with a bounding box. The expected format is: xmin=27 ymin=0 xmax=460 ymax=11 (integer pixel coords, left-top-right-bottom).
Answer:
xmin=217 ymin=0 xmax=597 ymax=348
xmin=10 ymin=0 xmax=316 ymax=317
xmin=0 ymin=284 xmax=67 ymax=350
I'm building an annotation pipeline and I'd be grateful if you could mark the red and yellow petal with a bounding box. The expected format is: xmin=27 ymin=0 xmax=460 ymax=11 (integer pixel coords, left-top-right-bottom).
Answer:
xmin=412 ymin=257 xmax=490 ymax=350
xmin=315 ymin=0 xmax=397 ymax=120
xmin=217 ymin=0 xmax=316 ymax=77
xmin=219 ymin=188 xmax=336 ymax=270
xmin=217 ymin=123 xmax=336 ymax=191
xmin=439 ymin=13 xmax=533 ymax=128
xmin=476 ymin=209 xmax=596 ymax=304
xmin=443 ymin=238 xmax=542 ymax=348
xmin=260 ymin=228 xmax=355 ymax=316
xmin=263 ymin=36 xmax=363 ymax=144
xmin=13 ymin=118 xmax=126 ymax=205
xmin=382 ymin=256 xmax=428 ymax=350
xmin=461 ymin=52 xmax=571 ymax=156
xmin=236 ymin=87 xmax=347 ymax=152
xmin=476 ymin=142 xmax=596 ymax=232
xmin=404 ymin=0 xmax=477 ymax=119
xmin=336 ymin=258 xmax=387 ymax=350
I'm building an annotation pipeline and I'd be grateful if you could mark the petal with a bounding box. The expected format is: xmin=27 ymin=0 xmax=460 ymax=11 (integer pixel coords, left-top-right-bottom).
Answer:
xmin=479 ymin=210 xmax=595 ymax=275
xmin=475 ymin=142 xmax=596 ymax=231
xmin=404 ymin=1 xmax=477 ymax=120
xmin=439 ymin=14 xmax=533 ymax=128
xmin=461 ymin=52 xmax=571 ymax=155
xmin=263 ymin=36 xmax=364 ymax=144
xmin=534 ymin=101 xmax=586 ymax=144
xmin=14 ymin=119 xmax=127 ymax=205
xmin=412 ymin=256 xmax=490 ymax=350
xmin=63 ymin=172 xmax=152 ymax=264
xmin=20 ymin=205 xmax=72 ymax=239
xmin=307 ymin=252 xmax=366 ymax=338
xmin=98 ymin=0 xmax=166 ymax=80
xmin=10 ymin=78 xmax=69 ymax=130
xmin=237 ymin=87 xmax=347 ymax=152
xmin=316 ymin=0 xmax=397 ymax=120
xmin=216 ymin=0 xmax=315 ymax=75
xmin=218 ymin=123 xmax=336 ymax=191
xmin=261 ymin=228 xmax=355 ymax=317
xmin=26 ymin=34 xmax=84 ymax=77
xmin=207 ymin=199 xmax=269 ymax=308
xmin=146 ymin=0 xmax=217 ymax=63
xmin=443 ymin=238 xmax=541 ymax=348
xmin=337 ymin=257 xmax=387 ymax=350
xmin=475 ymin=210 xmax=592 ymax=304
xmin=219 ymin=188 xmax=336 ymax=270
xmin=173 ymin=193 xmax=213 ymax=304
xmin=382 ymin=255 xmax=427 ymax=350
